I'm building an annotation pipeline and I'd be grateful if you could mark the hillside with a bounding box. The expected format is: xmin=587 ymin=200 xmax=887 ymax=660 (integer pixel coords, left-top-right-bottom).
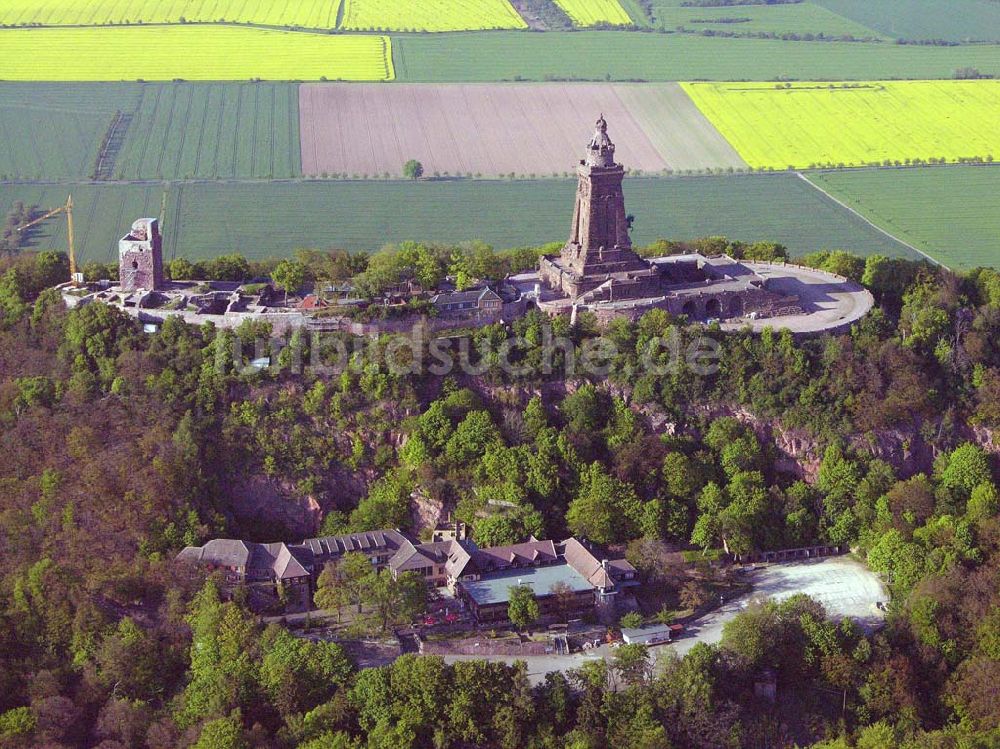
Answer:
xmin=0 ymin=246 xmax=999 ymax=745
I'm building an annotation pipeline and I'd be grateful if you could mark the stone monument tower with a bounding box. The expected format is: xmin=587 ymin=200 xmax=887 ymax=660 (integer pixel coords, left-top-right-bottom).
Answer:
xmin=118 ymin=218 xmax=164 ymax=292
xmin=539 ymin=116 xmax=659 ymax=300
xmin=566 ymin=114 xmax=634 ymax=265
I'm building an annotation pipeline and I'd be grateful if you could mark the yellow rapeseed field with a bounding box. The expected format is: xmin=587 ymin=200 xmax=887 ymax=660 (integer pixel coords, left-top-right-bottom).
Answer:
xmin=0 ymin=27 xmax=394 ymax=81
xmin=553 ymin=0 xmax=632 ymax=26
xmin=681 ymin=80 xmax=1000 ymax=169
xmin=340 ymin=0 xmax=527 ymax=31
xmin=0 ymin=0 xmax=341 ymax=28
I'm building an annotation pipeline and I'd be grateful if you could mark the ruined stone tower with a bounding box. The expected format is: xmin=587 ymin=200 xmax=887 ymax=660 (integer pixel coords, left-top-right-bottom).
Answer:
xmin=118 ymin=218 xmax=164 ymax=292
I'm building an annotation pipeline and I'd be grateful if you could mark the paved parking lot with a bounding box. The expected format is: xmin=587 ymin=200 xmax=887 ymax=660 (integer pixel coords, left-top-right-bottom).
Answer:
xmin=444 ymin=556 xmax=888 ymax=682
xmin=674 ymin=555 xmax=888 ymax=656
xmin=748 ymin=556 xmax=888 ymax=625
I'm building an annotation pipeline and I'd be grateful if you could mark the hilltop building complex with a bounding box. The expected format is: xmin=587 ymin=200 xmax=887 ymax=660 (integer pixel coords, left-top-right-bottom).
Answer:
xmin=177 ymin=529 xmax=638 ymax=621
xmin=60 ymin=116 xmax=872 ymax=336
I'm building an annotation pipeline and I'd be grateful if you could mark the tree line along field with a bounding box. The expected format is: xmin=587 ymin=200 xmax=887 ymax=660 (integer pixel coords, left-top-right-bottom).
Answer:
xmin=0 ymin=27 xmax=394 ymax=82
xmin=298 ymin=82 xmax=745 ymax=179
xmin=0 ymin=0 xmax=995 ymax=36
xmin=0 ymin=174 xmax=920 ymax=265
xmin=807 ymin=166 xmax=1000 ymax=270
xmin=391 ymin=32 xmax=1000 ymax=82
xmin=552 ymin=0 xmax=632 ymax=27
xmin=682 ymin=80 xmax=1000 ymax=170
xmin=340 ymin=0 xmax=526 ymax=31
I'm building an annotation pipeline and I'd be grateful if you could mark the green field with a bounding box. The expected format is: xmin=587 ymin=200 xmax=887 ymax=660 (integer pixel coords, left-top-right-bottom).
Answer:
xmin=114 ymin=83 xmax=301 ymax=180
xmin=682 ymin=80 xmax=1000 ymax=169
xmin=0 ymin=83 xmax=300 ymax=181
xmin=391 ymin=32 xmax=1000 ymax=82
xmin=0 ymin=83 xmax=140 ymax=180
xmin=553 ymin=0 xmax=632 ymax=26
xmin=0 ymin=29 xmax=994 ymax=84
xmin=0 ymin=183 xmax=169 ymax=266
xmin=0 ymin=174 xmax=920 ymax=265
xmin=808 ymin=166 xmax=1000 ymax=269
xmin=341 ymin=0 xmax=526 ymax=31
xmin=0 ymin=27 xmax=394 ymax=82
xmin=651 ymin=2 xmax=882 ymax=38
xmin=813 ymin=0 xmax=1000 ymax=42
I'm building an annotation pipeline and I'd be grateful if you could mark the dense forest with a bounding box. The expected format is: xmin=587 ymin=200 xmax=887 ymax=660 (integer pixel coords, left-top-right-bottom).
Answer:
xmin=0 ymin=241 xmax=998 ymax=748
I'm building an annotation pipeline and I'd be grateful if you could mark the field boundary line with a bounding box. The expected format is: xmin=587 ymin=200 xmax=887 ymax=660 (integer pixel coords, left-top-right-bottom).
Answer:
xmin=796 ymin=171 xmax=945 ymax=269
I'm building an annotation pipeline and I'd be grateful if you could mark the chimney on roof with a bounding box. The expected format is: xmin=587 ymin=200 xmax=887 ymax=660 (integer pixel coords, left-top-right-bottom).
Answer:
xmin=602 ymin=559 xmax=609 ymax=570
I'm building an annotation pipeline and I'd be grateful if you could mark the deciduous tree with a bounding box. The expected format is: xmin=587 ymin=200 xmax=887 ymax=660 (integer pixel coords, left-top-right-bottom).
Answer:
xmin=507 ymin=585 xmax=539 ymax=631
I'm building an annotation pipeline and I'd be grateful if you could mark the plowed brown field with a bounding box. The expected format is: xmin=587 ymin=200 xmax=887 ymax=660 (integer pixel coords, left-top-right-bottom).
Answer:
xmin=299 ymin=83 xmax=746 ymax=177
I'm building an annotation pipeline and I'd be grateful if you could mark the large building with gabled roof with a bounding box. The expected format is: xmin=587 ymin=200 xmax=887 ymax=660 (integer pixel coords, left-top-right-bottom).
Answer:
xmin=177 ymin=528 xmax=639 ymax=621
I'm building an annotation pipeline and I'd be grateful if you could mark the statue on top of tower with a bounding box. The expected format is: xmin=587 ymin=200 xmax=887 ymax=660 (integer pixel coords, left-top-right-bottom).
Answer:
xmin=585 ymin=113 xmax=616 ymax=168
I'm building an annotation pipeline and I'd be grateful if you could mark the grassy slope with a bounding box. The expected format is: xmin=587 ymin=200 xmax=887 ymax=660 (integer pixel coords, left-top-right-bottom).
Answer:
xmin=391 ymin=31 xmax=1000 ymax=82
xmin=682 ymin=81 xmax=1000 ymax=169
xmin=1 ymin=175 xmax=919 ymax=264
xmin=616 ymin=0 xmax=652 ymax=26
xmin=812 ymin=0 xmax=1000 ymax=42
xmin=807 ymin=166 xmax=1000 ymax=269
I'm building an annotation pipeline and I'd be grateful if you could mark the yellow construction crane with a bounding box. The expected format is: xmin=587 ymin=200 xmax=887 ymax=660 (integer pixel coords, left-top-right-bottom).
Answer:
xmin=17 ymin=195 xmax=80 ymax=286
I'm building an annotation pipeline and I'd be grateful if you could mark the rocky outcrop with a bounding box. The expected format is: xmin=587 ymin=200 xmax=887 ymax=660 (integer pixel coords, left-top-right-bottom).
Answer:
xmin=971 ymin=425 xmax=999 ymax=454
xmin=690 ymin=403 xmax=997 ymax=483
xmin=228 ymin=475 xmax=322 ymax=538
xmin=410 ymin=489 xmax=447 ymax=537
